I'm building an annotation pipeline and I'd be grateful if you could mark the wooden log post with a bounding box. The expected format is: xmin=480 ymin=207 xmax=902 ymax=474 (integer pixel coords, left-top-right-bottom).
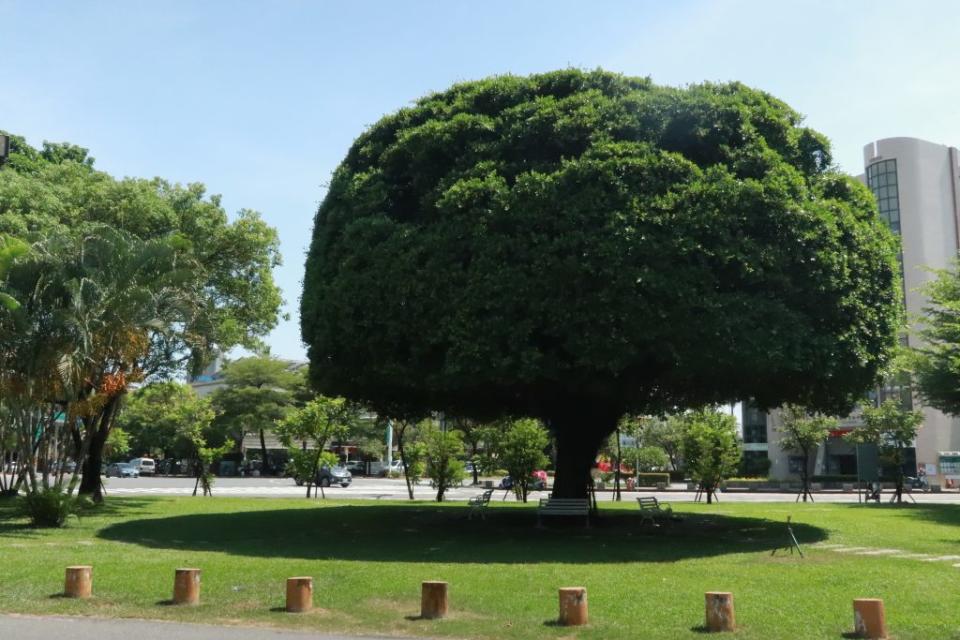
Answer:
xmin=705 ymin=591 xmax=735 ymax=632
xmin=172 ymin=568 xmax=201 ymax=605
xmin=853 ymin=598 xmax=888 ymax=639
xmin=420 ymin=581 xmax=449 ymax=619
xmin=286 ymin=577 xmax=313 ymax=613
xmin=64 ymin=566 xmax=92 ymax=599
xmin=558 ymin=587 xmax=588 ymax=626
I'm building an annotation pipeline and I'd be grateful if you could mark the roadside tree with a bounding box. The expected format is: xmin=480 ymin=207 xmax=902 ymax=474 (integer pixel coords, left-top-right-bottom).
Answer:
xmin=118 ymin=382 xmax=215 ymax=461
xmin=914 ymin=263 xmax=960 ymax=415
xmin=847 ymin=400 xmax=923 ymax=503
xmin=498 ymin=418 xmax=549 ymax=503
xmin=423 ymin=425 xmax=465 ymax=502
xmin=777 ymin=406 xmax=835 ymax=502
xmin=274 ymin=396 xmax=362 ymax=498
xmin=211 ymin=357 xmax=301 ymax=475
xmin=682 ymin=410 xmax=742 ymax=504
xmin=640 ymin=416 xmax=688 ymax=471
xmin=624 ymin=446 xmax=669 ymax=475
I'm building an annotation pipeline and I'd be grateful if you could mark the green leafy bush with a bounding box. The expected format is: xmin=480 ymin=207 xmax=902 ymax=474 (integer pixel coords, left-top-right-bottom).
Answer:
xmin=21 ymin=489 xmax=87 ymax=527
xmin=636 ymin=472 xmax=671 ymax=487
xmin=285 ymin=449 xmax=315 ymax=486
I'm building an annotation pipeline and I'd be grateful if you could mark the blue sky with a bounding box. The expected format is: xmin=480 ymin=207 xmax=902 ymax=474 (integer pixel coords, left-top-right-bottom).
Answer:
xmin=3 ymin=1 xmax=959 ymax=360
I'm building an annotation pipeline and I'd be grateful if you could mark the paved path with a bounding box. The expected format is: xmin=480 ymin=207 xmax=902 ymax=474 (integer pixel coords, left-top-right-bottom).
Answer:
xmin=0 ymin=615 xmax=409 ymax=640
xmin=811 ymin=542 xmax=960 ymax=567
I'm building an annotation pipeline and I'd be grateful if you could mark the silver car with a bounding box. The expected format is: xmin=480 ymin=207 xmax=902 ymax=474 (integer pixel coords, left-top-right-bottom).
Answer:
xmin=105 ymin=463 xmax=139 ymax=478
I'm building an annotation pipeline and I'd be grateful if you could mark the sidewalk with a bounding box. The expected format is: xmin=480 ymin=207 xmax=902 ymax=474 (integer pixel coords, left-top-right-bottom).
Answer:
xmin=0 ymin=615 xmax=410 ymax=640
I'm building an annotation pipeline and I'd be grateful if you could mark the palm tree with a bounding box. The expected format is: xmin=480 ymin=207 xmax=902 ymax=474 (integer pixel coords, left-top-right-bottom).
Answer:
xmin=0 ymin=226 xmax=201 ymax=501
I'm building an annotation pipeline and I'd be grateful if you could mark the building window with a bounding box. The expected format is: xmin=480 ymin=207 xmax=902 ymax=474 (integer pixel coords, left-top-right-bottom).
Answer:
xmin=866 ymin=159 xmax=902 ymax=234
xmin=740 ymin=450 xmax=771 ymax=477
xmin=741 ymin=403 xmax=768 ymax=443
xmin=866 ymin=158 xmax=908 ymax=337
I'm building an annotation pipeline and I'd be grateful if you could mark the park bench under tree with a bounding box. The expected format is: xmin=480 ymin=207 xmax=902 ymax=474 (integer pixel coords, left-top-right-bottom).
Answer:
xmin=537 ymin=497 xmax=591 ymax=528
xmin=637 ymin=496 xmax=676 ymax=526
xmin=468 ymin=488 xmax=495 ymax=520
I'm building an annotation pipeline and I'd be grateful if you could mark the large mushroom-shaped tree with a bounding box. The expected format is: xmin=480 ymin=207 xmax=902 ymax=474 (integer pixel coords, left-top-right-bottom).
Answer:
xmin=301 ymin=70 xmax=901 ymax=499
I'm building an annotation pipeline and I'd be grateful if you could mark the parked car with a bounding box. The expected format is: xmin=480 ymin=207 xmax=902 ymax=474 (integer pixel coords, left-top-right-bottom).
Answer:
xmin=157 ymin=458 xmax=186 ymax=475
xmin=316 ymin=465 xmax=352 ymax=488
xmin=498 ymin=471 xmax=547 ymax=491
xmin=241 ymin=459 xmax=262 ymax=477
xmin=344 ymin=460 xmax=367 ymax=476
xmin=105 ymin=463 xmax=139 ymax=478
xmin=129 ymin=457 xmax=156 ymax=476
xmin=382 ymin=459 xmax=404 ymax=476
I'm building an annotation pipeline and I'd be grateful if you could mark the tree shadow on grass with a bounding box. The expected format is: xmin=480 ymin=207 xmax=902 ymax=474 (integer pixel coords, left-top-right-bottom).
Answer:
xmin=0 ymin=496 xmax=156 ymax=538
xmin=98 ymin=504 xmax=826 ymax=564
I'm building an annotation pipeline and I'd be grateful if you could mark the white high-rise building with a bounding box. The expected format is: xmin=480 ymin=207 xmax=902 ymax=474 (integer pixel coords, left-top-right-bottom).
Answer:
xmin=863 ymin=137 xmax=960 ymax=480
xmin=760 ymin=137 xmax=960 ymax=483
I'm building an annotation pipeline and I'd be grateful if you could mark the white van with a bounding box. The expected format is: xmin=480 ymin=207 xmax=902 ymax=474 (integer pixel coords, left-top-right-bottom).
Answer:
xmin=130 ymin=458 xmax=156 ymax=476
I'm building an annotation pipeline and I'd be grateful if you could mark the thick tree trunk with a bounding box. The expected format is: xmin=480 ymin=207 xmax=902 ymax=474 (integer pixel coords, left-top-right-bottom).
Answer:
xmin=78 ymin=430 xmax=107 ymax=501
xmin=549 ymin=407 xmax=618 ymax=500
xmin=78 ymin=395 xmax=122 ymax=502
xmin=259 ymin=428 xmax=270 ymax=475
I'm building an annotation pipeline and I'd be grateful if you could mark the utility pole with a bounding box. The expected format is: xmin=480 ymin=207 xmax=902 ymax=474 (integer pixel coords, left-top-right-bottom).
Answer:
xmin=385 ymin=419 xmax=393 ymax=471
xmin=0 ymin=134 xmax=9 ymax=166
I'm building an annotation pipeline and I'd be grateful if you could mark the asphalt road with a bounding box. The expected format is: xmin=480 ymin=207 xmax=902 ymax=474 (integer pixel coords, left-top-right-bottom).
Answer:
xmin=0 ymin=615 xmax=401 ymax=640
xmin=76 ymin=475 xmax=960 ymax=503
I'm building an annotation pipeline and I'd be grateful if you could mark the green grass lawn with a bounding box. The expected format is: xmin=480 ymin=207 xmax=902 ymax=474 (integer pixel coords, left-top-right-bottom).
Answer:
xmin=1 ymin=496 xmax=959 ymax=639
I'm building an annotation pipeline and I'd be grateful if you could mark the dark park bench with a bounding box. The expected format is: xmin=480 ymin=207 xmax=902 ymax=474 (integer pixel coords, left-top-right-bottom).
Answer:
xmin=468 ymin=488 xmax=495 ymax=520
xmin=537 ymin=497 xmax=590 ymax=528
xmin=637 ymin=496 xmax=674 ymax=526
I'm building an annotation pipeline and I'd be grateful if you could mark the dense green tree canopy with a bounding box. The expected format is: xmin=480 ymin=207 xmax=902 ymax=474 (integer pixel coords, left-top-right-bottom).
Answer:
xmin=117 ymin=382 xmax=216 ymax=461
xmin=0 ymin=132 xmax=285 ymax=500
xmin=914 ymin=262 xmax=960 ymax=415
xmin=301 ymin=69 xmax=902 ymax=498
xmin=0 ymin=132 xmax=284 ymax=372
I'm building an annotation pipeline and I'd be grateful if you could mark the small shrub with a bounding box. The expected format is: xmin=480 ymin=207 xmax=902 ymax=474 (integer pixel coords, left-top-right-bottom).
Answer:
xmin=636 ymin=472 xmax=671 ymax=487
xmin=21 ymin=489 xmax=86 ymax=527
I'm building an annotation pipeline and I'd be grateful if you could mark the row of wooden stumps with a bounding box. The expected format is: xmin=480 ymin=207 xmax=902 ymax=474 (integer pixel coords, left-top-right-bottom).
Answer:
xmin=65 ymin=566 xmax=202 ymax=605
xmin=703 ymin=592 xmax=888 ymax=638
xmin=62 ymin=568 xmax=889 ymax=638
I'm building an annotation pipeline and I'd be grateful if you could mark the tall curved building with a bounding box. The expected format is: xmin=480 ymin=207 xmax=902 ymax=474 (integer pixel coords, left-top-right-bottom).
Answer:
xmin=760 ymin=138 xmax=960 ymax=485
